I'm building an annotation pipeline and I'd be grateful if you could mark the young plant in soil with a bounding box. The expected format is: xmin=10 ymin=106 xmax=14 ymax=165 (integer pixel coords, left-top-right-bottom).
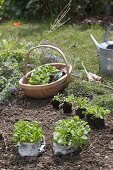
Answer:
xmin=85 ymin=104 xmax=110 ymax=129
xmin=63 ymin=94 xmax=75 ymax=113
xmin=52 ymin=93 xmax=63 ymax=109
xmin=53 ymin=116 xmax=90 ymax=155
xmin=13 ymin=120 xmax=44 ymax=156
xmin=74 ymin=97 xmax=89 ymax=119
xmin=28 ymin=65 xmax=59 ymax=85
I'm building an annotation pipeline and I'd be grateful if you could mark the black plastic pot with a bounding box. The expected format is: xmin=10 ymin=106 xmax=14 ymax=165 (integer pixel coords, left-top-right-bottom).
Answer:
xmin=63 ymin=101 xmax=72 ymax=113
xmin=75 ymin=108 xmax=86 ymax=119
xmin=52 ymin=100 xmax=60 ymax=110
xmin=86 ymin=114 xmax=105 ymax=129
xmin=86 ymin=114 xmax=95 ymax=127
xmin=93 ymin=118 xmax=105 ymax=129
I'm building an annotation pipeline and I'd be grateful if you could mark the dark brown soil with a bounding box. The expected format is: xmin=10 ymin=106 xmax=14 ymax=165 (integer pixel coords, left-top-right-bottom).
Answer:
xmin=1 ymin=92 xmax=113 ymax=170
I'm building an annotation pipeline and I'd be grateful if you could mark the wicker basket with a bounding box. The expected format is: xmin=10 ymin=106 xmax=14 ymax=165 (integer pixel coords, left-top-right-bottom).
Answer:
xmin=19 ymin=44 xmax=72 ymax=98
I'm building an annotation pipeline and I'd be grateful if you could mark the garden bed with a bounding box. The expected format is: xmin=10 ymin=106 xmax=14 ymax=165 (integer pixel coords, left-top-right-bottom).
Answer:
xmin=1 ymin=92 xmax=113 ymax=170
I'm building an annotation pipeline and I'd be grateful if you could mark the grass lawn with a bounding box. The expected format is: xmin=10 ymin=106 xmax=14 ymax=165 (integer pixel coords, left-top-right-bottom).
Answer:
xmin=0 ymin=20 xmax=106 ymax=74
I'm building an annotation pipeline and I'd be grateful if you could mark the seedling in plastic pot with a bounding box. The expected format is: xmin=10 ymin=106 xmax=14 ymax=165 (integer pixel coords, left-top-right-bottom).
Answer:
xmin=74 ymin=97 xmax=89 ymax=119
xmin=85 ymin=104 xmax=110 ymax=129
xmin=63 ymin=94 xmax=75 ymax=113
xmin=52 ymin=93 xmax=63 ymax=109
xmin=53 ymin=116 xmax=90 ymax=155
xmin=13 ymin=120 xmax=45 ymax=156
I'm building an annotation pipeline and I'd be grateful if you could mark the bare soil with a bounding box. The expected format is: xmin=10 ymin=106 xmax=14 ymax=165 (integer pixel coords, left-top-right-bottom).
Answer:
xmin=1 ymin=92 xmax=113 ymax=170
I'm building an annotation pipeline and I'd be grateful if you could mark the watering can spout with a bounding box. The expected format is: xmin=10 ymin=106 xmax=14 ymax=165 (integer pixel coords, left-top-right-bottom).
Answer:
xmin=90 ymin=34 xmax=100 ymax=52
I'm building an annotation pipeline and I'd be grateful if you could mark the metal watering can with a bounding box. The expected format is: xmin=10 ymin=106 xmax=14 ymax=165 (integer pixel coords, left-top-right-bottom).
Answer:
xmin=90 ymin=24 xmax=113 ymax=75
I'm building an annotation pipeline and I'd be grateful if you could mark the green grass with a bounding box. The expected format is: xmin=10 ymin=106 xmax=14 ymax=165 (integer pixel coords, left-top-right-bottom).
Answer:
xmin=0 ymin=21 xmax=106 ymax=73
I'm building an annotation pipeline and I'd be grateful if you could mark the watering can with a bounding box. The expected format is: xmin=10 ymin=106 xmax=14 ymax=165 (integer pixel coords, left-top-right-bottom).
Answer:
xmin=90 ymin=24 xmax=113 ymax=75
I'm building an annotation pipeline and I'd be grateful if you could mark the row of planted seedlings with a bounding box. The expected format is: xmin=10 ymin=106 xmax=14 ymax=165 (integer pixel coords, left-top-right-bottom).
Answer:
xmin=12 ymin=95 xmax=91 ymax=156
xmin=12 ymin=93 xmax=111 ymax=157
xmin=52 ymin=93 xmax=111 ymax=129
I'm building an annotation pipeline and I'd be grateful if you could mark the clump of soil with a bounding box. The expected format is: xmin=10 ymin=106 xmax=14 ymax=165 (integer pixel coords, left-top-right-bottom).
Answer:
xmin=1 ymin=92 xmax=113 ymax=170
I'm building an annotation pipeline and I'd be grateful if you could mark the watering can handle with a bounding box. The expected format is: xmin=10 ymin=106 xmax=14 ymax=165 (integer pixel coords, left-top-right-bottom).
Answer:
xmin=103 ymin=24 xmax=113 ymax=42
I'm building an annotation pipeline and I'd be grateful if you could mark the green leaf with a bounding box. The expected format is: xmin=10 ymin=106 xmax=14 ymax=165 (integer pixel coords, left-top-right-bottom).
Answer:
xmin=13 ymin=120 xmax=43 ymax=144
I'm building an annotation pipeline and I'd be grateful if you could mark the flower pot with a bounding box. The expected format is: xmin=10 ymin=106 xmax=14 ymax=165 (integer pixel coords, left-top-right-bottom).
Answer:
xmin=52 ymin=100 xmax=60 ymax=110
xmin=93 ymin=118 xmax=105 ymax=129
xmin=18 ymin=138 xmax=45 ymax=157
xmin=75 ymin=108 xmax=86 ymax=119
xmin=53 ymin=142 xmax=77 ymax=155
xmin=63 ymin=101 xmax=72 ymax=113
xmin=86 ymin=114 xmax=95 ymax=127
xmin=86 ymin=114 xmax=105 ymax=129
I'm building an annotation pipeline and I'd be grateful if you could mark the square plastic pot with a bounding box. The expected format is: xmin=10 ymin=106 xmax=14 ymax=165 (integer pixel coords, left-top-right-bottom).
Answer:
xmin=18 ymin=138 xmax=45 ymax=157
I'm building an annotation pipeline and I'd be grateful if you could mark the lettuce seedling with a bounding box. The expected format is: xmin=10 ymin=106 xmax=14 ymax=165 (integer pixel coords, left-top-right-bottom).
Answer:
xmin=53 ymin=116 xmax=90 ymax=148
xmin=13 ymin=120 xmax=43 ymax=145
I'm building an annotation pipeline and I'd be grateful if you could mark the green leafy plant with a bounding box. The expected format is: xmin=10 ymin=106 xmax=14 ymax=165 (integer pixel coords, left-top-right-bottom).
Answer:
xmin=85 ymin=104 xmax=110 ymax=119
xmin=13 ymin=120 xmax=44 ymax=145
xmin=64 ymin=94 xmax=75 ymax=103
xmin=62 ymin=94 xmax=75 ymax=113
xmin=52 ymin=93 xmax=63 ymax=110
xmin=74 ymin=97 xmax=89 ymax=109
xmin=52 ymin=93 xmax=63 ymax=102
xmin=28 ymin=65 xmax=59 ymax=85
xmin=0 ymin=32 xmax=33 ymax=103
xmin=53 ymin=116 xmax=90 ymax=148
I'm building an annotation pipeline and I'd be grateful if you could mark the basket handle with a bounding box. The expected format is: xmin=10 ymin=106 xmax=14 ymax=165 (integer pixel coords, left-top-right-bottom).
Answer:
xmin=24 ymin=44 xmax=70 ymax=79
xmin=103 ymin=24 xmax=113 ymax=42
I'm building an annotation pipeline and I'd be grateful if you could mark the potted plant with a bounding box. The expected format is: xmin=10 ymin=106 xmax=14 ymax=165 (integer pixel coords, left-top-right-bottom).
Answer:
xmin=52 ymin=93 xmax=63 ymax=110
xmin=62 ymin=94 xmax=75 ymax=113
xmin=13 ymin=120 xmax=45 ymax=157
xmin=85 ymin=104 xmax=110 ymax=129
xmin=74 ymin=97 xmax=89 ymax=119
xmin=53 ymin=116 xmax=90 ymax=155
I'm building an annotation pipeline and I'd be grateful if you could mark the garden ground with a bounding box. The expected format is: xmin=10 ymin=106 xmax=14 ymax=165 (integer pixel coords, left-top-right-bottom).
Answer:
xmin=1 ymin=91 xmax=113 ymax=170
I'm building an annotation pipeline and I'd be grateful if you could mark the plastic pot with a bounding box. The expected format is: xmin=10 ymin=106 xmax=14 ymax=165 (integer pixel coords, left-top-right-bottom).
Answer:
xmin=86 ymin=114 xmax=105 ymax=129
xmin=18 ymin=138 xmax=45 ymax=157
xmin=63 ymin=101 xmax=72 ymax=113
xmin=53 ymin=142 xmax=77 ymax=155
xmin=52 ymin=100 xmax=60 ymax=110
xmin=75 ymin=108 xmax=86 ymax=119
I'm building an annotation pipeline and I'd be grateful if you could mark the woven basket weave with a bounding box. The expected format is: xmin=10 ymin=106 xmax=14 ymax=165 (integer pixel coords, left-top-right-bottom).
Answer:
xmin=19 ymin=45 xmax=72 ymax=98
